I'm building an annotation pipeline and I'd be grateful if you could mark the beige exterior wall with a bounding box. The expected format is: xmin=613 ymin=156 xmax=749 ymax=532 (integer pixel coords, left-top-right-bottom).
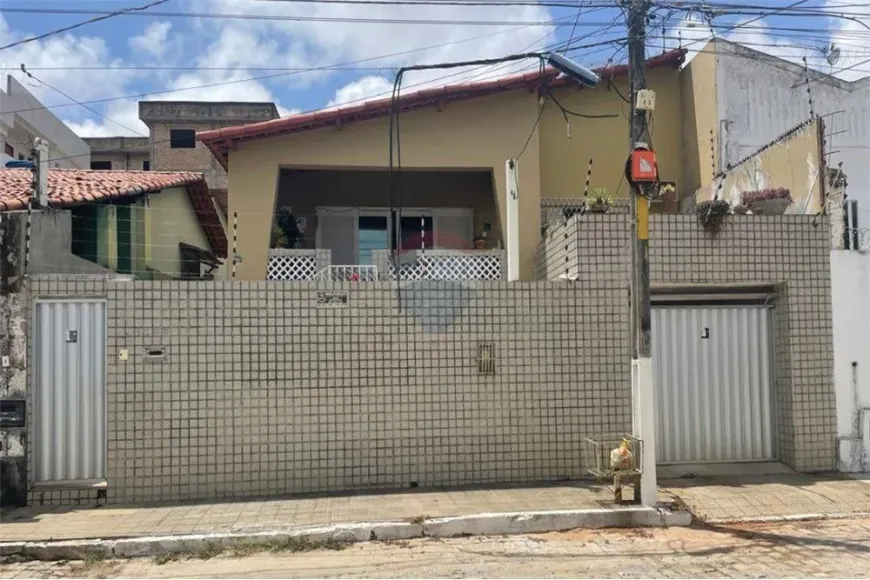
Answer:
xmin=223 ymin=70 xmax=686 ymax=281
xmin=228 ymin=90 xmax=542 ymax=280
xmin=695 ymin=118 xmax=824 ymax=214
xmin=151 ymin=122 xmax=230 ymax=189
xmin=680 ymin=41 xmax=720 ymax=198
xmin=145 ymin=186 xmax=211 ymax=277
xmin=539 ymin=68 xmax=684 ymax=201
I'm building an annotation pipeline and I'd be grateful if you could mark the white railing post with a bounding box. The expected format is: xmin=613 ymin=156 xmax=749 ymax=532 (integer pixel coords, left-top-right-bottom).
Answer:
xmin=506 ymin=159 xmax=520 ymax=281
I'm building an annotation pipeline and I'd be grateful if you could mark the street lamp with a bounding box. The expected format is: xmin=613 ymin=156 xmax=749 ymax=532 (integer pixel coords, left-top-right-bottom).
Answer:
xmin=546 ymin=52 xmax=600 ymax=87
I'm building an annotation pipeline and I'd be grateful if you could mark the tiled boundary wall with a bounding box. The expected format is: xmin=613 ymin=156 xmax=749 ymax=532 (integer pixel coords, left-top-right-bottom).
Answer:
xmin=27 ymin=278 xmax=629 ymax=505
xmin=538 ymin=214 xmax=836 ymax=473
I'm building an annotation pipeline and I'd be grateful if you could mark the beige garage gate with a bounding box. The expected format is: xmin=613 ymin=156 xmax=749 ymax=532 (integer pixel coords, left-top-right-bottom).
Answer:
xmin=652 ymin=303 xmax=776 ymax=464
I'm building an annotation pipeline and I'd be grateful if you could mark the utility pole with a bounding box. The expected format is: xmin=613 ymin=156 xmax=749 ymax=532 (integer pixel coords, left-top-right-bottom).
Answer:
xmin=627 ymin=0 xmax=651 ymax=360
xmin=625 ymin=0 xmax=656 ymax=507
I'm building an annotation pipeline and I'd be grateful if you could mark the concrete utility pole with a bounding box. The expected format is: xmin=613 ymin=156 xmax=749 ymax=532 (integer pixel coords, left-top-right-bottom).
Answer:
xmin=626 ymin=0 xmax=656 ymax=507
xmin=627 ymin=0 xmax=651 ymax=360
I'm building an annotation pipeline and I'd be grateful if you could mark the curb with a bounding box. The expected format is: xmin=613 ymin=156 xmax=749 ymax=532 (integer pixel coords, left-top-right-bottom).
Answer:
xmin=0 ymin=506 xmax=691 ymax=561
xmin=702 ymin=511 xmax=870 ymax=526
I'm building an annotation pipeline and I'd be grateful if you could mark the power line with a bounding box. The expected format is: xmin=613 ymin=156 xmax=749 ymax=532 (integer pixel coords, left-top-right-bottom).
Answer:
xmin=18 ymin=65 xmax=149 ymax=137
xmin=2 ymin=7 xmax=631 ymax=27
xmin=0 ymin=0 xmax=170 ymax=52
xmin=41 ymin=35 xmax=628 ymax=165
xmin=5 ymin=33 xmax=626 ymax=116
xmin=2 ymin=11 xmax=584 ymax=115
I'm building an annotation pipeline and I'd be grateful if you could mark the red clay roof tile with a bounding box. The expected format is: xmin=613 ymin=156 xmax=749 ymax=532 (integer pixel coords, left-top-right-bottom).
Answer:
xmin=198 ymin=49 xmax=686 ymax=168
xmin=0 ymin=169 xmax=227 ymax=257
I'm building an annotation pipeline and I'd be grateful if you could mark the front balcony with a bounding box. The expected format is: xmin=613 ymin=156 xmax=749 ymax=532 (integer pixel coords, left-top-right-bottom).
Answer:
xmin=267 ymin=248 xmax=505 ymax=281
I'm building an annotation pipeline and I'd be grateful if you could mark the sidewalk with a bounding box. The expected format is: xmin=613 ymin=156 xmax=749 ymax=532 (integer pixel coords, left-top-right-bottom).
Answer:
xmin=4 ymin=473 xmax=868 ymax=548
xmin=661 ymin=473 xmax=870 ymax=523
xmin=0 ymin=483 xmax=630 ymax=543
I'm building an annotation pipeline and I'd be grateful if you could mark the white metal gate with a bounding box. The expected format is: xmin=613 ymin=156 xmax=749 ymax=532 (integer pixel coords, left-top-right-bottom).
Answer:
xmin=652 ymin=305 xmax=776 ymax=464
xmin=33 ymin=300 xmax=107 ymax=483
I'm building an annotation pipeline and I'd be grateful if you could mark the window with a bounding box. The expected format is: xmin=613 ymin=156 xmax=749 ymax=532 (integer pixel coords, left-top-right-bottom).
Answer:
xmin=142 ymin=160 xmax=151 ymax=171
xmin=90 ymin=160 xmax=112 ymax=170
xmin=169 ymin=129 xmax=196 ymax=149
xmin=4 ymin=142 xmax=13 ymax=157
xmin=70 ymin=206 xmax=100 ymax=264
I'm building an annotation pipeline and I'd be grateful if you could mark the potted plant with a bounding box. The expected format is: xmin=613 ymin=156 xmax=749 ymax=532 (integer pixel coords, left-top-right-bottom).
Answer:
xmin=740 ymin=187 xmax=793 ymax=215
xmin=586 ymin=187 xmax=614 ymax=213
xmin=270 ymin=208 xmax=303 ymax=248
xmin=694 ymin=199 xmax=731 ymax=235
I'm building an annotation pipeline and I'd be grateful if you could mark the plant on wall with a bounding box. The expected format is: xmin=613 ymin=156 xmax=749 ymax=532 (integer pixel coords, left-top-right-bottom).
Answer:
xmin=270 ymin=208 xmax=302 ymax=248
xmin=694 ymin=199 xmax=731 ymax=235
xmin=585 ymin=187 xmax=614 ymax=213
xmin=740 ymin=187 xmax=793 ymax=215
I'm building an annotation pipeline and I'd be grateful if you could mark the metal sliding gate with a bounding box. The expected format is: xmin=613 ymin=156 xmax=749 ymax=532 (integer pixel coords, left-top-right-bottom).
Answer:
xmin=33 ymin=299 xmax=107 ymax=483
xmin=652 ymin=304 xmax=776 ymax=464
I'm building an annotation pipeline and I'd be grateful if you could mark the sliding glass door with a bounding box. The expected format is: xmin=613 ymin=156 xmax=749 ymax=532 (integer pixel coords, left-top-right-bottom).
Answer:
xmin=317 ymin=207 xmax=474 ymax=265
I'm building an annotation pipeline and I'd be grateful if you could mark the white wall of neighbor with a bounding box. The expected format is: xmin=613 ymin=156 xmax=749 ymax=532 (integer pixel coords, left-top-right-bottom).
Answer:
xmin=831 ymin=250 xmax=870 ymax=472
xmin=0 ymin=75 xmax=90 ymax=169
xmin=715 ymin=41 xmax=870 ymax=227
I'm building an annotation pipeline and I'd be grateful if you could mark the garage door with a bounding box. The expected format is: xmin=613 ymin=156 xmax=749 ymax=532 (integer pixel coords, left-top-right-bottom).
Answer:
xmin=652 ymin=305 xmax=776 ymax=464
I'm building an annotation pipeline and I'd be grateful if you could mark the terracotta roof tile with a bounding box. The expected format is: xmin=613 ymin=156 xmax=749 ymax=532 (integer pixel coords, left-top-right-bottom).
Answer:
xmin=0 ymin=168 xmax=227 ymax=257
xmin=199 ymin=49 xmax=687 ymax=168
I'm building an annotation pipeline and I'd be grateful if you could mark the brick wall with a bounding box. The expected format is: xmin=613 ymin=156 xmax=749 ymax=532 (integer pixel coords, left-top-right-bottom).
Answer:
xmin=89 ymin=152 xmax=150 ymax=170
xmin=538 ymin=213 xmax=836 ymax=472
xmin=27 ymin=279 xmax=629 ymax=505
xmin=151 ymin=122 xmax=228 ymax=190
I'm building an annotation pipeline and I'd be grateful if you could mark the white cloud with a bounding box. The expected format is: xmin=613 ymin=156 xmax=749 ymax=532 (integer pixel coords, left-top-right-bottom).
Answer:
xmin=824 ymin=1 xmax=870 ymax=81
xmin=0 ymin=0 xmax=623 ymax=135
xmin=64 ymin=99 xmax=147 ymax=138
xmin=328 ymin=75 xmax=392 ymax=107
xmin=189 ymin=0 xmax=556 ymax=108
xmin=667 ymin=9 xmax=870 ymax=82
xmin=129 ymin=21 xmax=173 ymax=59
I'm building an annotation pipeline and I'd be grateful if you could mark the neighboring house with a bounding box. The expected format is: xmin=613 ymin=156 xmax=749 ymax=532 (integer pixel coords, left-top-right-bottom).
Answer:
xmin=139 ymin=101 xmax=280 ymax=194
xmin=84 ymin=136 xmax=150 ymax=170
xmin=81 ymin=101 xmax=280 ymax=223
xmin=0 ymin=76 xmax=90 ymax=169
xmin=198 ymin=49 xmax=688 ymax=281
xmin=682 ymin=38 xmax=869 ymax=227
xmin=0 ymin=169 xmax=226 ymax=279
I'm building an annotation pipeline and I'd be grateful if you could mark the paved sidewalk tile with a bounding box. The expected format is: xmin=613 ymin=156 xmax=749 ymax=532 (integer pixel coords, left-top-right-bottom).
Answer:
xmin=0 ymin=484 xmax=619 ymax=543
xmin=662 ymin=474 xmax=870 ymax=522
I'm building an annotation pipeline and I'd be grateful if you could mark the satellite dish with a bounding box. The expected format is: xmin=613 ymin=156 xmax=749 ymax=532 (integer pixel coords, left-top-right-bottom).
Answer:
xmin=826 ymin=44 xmax=841 ymax=66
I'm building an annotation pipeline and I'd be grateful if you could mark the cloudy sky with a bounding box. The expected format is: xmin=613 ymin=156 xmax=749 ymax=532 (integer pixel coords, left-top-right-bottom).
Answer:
xmin=1 ymin=0 xmax=868 ymax=138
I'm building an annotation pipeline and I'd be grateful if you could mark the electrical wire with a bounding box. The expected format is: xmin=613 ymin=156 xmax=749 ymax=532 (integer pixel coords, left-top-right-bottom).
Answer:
xmin=1 ymin=7 xmax=636 ymax=28
xmin=0 ymin=0 xmax=170 ymax=52
xmin=28 ymin=35 xmax=630 ymax=168
xmin=543 ymin=84 xmax=620 ymax=119
xmin=18 ymin=65 xmax=149 ymax=138
xmin=3 ymin=15 xmax=621 ymax=116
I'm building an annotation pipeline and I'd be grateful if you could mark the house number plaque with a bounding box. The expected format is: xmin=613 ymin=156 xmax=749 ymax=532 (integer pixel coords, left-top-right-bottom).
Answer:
xmin=317 ymin=291 xmax=349 ymax=307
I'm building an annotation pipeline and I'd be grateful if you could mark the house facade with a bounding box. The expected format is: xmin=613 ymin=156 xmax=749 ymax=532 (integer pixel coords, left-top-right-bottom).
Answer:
xmin=82 ymin=102 xmax=281 ymax=222
xmin=85 ymin=136 xmax=150 ymax=171
xmin=198 ymin=50 xmax=687 ymax=281
xmin=0 ymin=169 xmax=226 ymax=279
xmin=1 ymin=76 xmax=90 ymax=169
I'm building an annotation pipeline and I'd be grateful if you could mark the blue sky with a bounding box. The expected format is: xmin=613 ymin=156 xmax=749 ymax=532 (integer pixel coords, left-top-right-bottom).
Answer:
xmin=1 ymin=0 xmax=866 ymax=137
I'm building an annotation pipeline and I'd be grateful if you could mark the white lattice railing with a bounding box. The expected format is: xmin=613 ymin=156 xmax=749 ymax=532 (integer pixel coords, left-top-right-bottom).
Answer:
xmin=375 ymin=250 xmax=505 ymax=281
xmin=267 ymin=249 xmax=327 ymax=281
xmin=314 ymin=265 xmax=379 ymax=281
